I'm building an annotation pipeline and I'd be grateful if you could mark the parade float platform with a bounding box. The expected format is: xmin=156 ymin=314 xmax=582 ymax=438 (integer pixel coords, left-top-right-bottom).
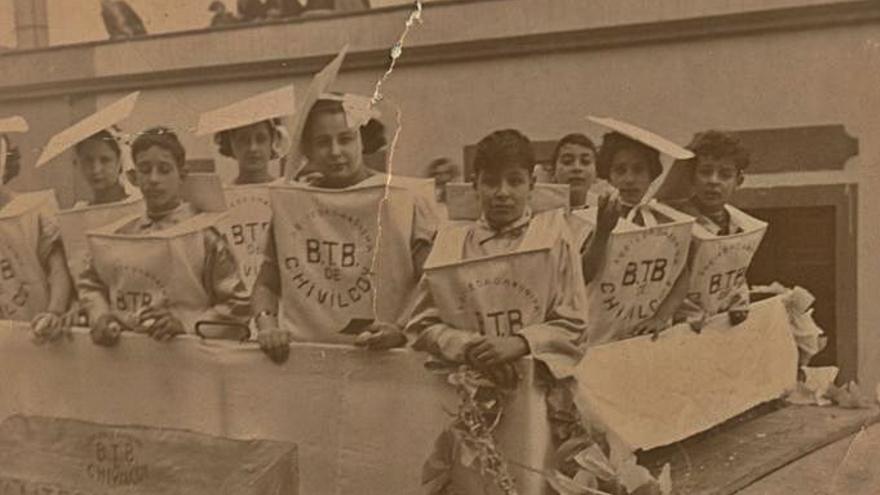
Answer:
xmin=0 ymin=295 xmax=873 ymax=494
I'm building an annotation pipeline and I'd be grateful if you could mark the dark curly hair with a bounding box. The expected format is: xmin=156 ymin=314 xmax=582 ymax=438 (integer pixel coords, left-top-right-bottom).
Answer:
xmin=131 ymin=127 xmax=186 ymax=172
xmin=550 ymin=133 xmax=597 ymax=171
xmin=596 ymin=131 xmax=662 ymax=181
xmin=213 ymin=119 xmax=283 ymax=159
xmin=685 ymin=130 xmax=750 ymax=172
xmin=2 ymin=136 xmax=20 ymax=185
xmin=300 ymin=98 xmax=384 ymax=157
xmin=74 ymin=129 xmax=122 ymax=158
xmin=472 ymin=129 xmax=535 ymax=178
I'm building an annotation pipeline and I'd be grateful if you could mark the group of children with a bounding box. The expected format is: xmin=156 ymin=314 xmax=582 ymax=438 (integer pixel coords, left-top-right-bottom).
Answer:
xmin=0 ymin=65 xmax=762 ymax=390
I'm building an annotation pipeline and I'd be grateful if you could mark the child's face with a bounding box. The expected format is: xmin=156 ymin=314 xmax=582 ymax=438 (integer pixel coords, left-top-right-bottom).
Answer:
xmin=692 ymin=155 xmax=742 ymax=210
xmin=304 ymin=111 xmax=364 ymax=188
xmin=553 ymin=143 xmax=596 ymax=196
xmin=134 ymin=145 xmax=184 ymax=212
xmin=230 ymin=122 xmax=274 ymax=174
xmin=608 ymin=148 xmax=654 ymax=205
xmin=476 ymin=167 xmax=532 ymax=229
xmin=76 ymin=139 xmax=121 ymax=194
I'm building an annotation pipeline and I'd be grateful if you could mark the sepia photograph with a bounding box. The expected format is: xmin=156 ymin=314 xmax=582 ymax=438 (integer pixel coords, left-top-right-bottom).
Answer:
xmin=0 ymin=0 xmax=877 ymax=493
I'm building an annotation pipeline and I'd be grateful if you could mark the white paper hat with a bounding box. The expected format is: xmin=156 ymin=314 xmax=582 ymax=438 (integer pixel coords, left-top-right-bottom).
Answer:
xmin=195 ymin=84 xmax=296 ymax=137
xmin=285 ymin=45 xmax=349 ymax=179
xmin=587 ymin=115 xmax=694 ymax=204
xmin=36 ymin=92 xmax=140 ymax=167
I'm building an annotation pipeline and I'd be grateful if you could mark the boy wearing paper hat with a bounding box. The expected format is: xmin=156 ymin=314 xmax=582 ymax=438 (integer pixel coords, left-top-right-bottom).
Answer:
xmin=37 ymin=92 xmax=140 ymax=207
xmin=78 ymin=127 xmax=251 ymax=345
xmin=0 ymin=117 xmax=77 ymax=341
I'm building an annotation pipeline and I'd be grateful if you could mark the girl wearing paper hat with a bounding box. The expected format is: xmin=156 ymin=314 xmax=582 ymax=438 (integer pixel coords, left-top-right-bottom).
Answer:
xmin=0 ymin=117 xmax=77 ymax=341
xmin=252 ymin=49 xmax=438 ymax=361
xmin=576 ymin=117 xmax=697 ymax=342
xmin=36 ymin=92 xmax=141 ymax=207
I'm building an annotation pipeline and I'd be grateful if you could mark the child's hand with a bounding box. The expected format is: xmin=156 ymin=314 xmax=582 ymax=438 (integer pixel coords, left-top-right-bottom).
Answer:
xmin=30 ymin=312 xmax=68 ymax=344
xmin=258 ymin=327 xmax=292 ymax=364
xmin=138 ymin=306 xmax=185 ymax=342
xmin=465 ymin=336 xmax=530 ymax=368
xmin=90 ymin=313 xmax=126 ymax=347
xmin=595 ymin=191 xmax=621 ymax=238
xmin=630 ymin=316 xmax=669 ymax=341
xmin=354 ymin=321 xmax=407 ymax=350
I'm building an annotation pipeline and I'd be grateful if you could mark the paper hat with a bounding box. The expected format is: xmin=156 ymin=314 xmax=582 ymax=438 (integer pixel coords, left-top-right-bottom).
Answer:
xmin=36 ymin=92 xmax=140 ymax=167
xmin=285 ymin=45 xmax=349 ymax=179
xmin=195 ymin=84 xmax=296 ymax=137
xmin=587 ymin=115 xmax=694 ymax=204
xmin=0 ymin=116 xmax=28 ymax=186
xmin=0 ymin=116 xmax=29 ymax=135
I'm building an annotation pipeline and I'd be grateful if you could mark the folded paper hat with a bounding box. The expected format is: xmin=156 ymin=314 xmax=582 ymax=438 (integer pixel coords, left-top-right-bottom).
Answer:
xmin=195 ymin=84 xmax=296 ymax=137
xmin=586 ymin=115 xmax=694 ymax=204
xmin=285 ymin=45 xmax=349 ymax=179
xmin=36 ymin=91 xmax=140 ymax=167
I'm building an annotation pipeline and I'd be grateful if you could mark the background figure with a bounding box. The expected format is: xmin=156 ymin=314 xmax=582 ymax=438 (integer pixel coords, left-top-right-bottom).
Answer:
xmin=101 ymin=0 xmax=147 ymax=40
xmin=266 ymin=0 xmax=305 ymax=19
xmin=237 ymin=0 xmax=269 ymax=22
xmin=210 ymin=1 xmax=240 ymax=26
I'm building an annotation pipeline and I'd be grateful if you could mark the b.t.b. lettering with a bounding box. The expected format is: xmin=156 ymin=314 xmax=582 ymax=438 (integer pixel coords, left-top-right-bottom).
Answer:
xmin=306 ymin=239 xmax=356 ymax=267
xmin=475 ymin=309 xmax=524 ymax=336
xmin=621 ymin=258 xmax=668 ymax=286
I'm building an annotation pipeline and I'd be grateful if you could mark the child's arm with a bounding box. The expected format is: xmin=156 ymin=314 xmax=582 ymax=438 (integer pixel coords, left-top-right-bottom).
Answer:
xmin=199 ymin=228 xmax=251 ymax=325
xmin=581 ymin=193 xmax=620 ymax=284
xmin=251 ymin=225 xmax=291 ymax=364
xmin=407 ymin=277 xmax=482 ymax=363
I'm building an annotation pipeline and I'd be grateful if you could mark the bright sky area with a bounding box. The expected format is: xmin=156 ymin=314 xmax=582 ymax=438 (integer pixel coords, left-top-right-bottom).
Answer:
xmin=0 ymin=0 xmax=421 ymax=48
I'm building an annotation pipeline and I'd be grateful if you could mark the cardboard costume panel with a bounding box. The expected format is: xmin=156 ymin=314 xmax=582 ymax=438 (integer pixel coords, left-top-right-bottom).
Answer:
xmin=86 ymin=212 xmax=223 ymax=332
xmin=445 ymin=182 xmax=569 ymax=221
xmin=57 ymin=195 xmax=144 ymax=281
xmin=572 ymin=202 xmax=694 ymax=344
xmin=687 ymin=205 xmax=767 ymax=316
xmin=217 ymin=184 xmax=272 ymax=293
xmin=0 ymin=191 xmax=56 ymax=321
xmin=0 ymin=415 xmax=298 ymax=494
xmin=423 ymin=211 xmax=562 ymax=336
xmin=575 ymin=295 xmax=798 ymax=450
xmin=269 ymin=181 xmax=417 ymax=342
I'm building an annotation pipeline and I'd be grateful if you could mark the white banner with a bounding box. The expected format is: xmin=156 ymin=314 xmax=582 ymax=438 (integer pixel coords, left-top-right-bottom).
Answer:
xmin=574 ymin=295 xmax=798 ymax=450
xmin=57 ymin=196 xmax=144 ymax=281
xmin=216 ymin=185 xmax=272 ymax=294
xmin=0 ymin=191 xmax=57 ymax=321
xmin=0 ymin=324 xmax=550 ymax=494
xmin=573 ymin=202 xmax=694 ymax=344
xmin=687 ymin=206 xmax=768 ymax=316
xmin=268 ymin=181 xmax=418 ymax=343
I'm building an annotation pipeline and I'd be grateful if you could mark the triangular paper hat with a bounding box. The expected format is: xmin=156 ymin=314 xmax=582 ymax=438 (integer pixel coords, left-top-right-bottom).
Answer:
xmin=195 ymin=84 xmax=296 ymax=137
xmin=586 ymin=115 xmax=694 ymax=204
xmin=0 ymin=116 xmax=28 ymax=185
xmin=36 ymin=91 xmax=140 ymax=167
xmin=285 ymin=45 xmax=349 ymax=180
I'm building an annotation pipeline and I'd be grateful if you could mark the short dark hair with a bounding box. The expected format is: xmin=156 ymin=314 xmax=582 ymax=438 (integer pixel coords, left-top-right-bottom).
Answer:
xmin=596 ymin=131 xmax=662 ymax=180
xmin=472 ymin=129 xmax=534 ymax=178
xmin=2 ymin=137 xmax=20 ymax=185
xmin=131 ymin=127 xmax=186 ymax=171
xmin=301 ymin=98 xmax=381 ymax=157
xmin=686 ymin=130 xmax=750 ymax=172
xmin=550 ymin=133 xmax=597 ymax=171
xmin=213 ymin=119 xmax=281 ymax=159
xmin=73 ymin=129 xmax=121 ymax=159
